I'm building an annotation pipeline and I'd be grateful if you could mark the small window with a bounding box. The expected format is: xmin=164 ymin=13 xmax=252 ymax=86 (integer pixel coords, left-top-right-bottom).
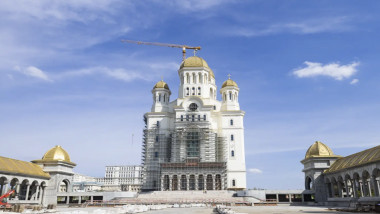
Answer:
xmin=198 ymin=87 xmax=201 ymax=95
xmin=192 ymin=87 xmax=195 ymax=95
xmin=232 ymin=179 xmax=236 ymax=186
xmin=180 ymin=115 xmax=183 ymax=121
xmin=203 ymin=115 xmax=206 ymax=121
xmin=155 ymin=136 xmax=159 ymax=142
xmin=157 ymin=121 xmax=160 ymax=127
xmin=159 ymin=94 xmax=161 ymax=102
xmin=186 ymin=87 xmax=189 ymax=96
xmin=229 ymin=92 xmax=232 ymax=100
xmin=186 ymin=115 xmax=189 ymax=121
xmin=230 ymin=119 xmax=233 ymax=126
xmin=231 ymin=134 xmax=234 ymax=141
xmin=231 ymin=150 xmax=235 ymax=157
xmin=154 ymin=152 xmax=158 ymax=158
xmin=213 ymin=106 xmax=216 ymax=110
xmin=198 ymin=115 xmax=201 ymax=121
xmin=192 ymin=114 xmax=195 ymax=122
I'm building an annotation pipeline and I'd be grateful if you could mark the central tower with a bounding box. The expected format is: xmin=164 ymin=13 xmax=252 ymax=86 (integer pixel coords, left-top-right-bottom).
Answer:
xmin=142 ymin=56 xmax=246 ymax=191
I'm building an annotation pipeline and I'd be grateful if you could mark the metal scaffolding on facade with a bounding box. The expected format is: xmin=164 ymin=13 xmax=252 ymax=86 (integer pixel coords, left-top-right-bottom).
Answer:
xmin=141 ymin=116 xmax=227 ymax=191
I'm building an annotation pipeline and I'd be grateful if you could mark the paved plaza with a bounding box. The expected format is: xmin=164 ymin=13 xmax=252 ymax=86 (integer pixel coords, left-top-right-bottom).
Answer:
xmin=51 ymin=206 xmax=372 ymax=214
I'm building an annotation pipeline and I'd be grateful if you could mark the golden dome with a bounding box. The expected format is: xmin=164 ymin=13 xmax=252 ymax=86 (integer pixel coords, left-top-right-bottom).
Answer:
xmin=42 ymin=145 xmax=71 ymax=162
xmin=305 ymin=141 xmax=335 ymax=159
xmin=179 ymin=56 xmax=215 ymax=78
xmin=153 ymin=80 xmax=170 ymax=90
xmin=222 ymin=78 xmax=238 ymax=88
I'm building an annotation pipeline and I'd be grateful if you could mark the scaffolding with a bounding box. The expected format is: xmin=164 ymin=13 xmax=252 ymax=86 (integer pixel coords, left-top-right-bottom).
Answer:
xmin=141 ymin=116 xmax=227 ymax=191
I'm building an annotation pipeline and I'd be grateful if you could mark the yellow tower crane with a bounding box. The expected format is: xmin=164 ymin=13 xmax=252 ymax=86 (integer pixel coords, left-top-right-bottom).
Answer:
xmin=121 ymin=39 xmax=201 ymax=61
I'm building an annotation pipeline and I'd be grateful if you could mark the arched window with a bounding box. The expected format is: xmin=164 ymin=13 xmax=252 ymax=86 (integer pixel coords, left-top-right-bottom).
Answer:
xmin=231 ymin=134 xmax=234 ymax=141
xmin=224 ymin=93 xmax=227 ymax=101
xmin=192 ymin=114 xmax=195 ymax=122
xmin=232 ymin=179 xmax=236 ymax=187
xmin=154 ymin=152 xmax=158 ymax=158
xmin=199 ymin=73 xmax=202 ymax=83
xmin=204 ymin=74 xmax=207 ymax=83
xmin=231 ymin=150 xmax=235 ymax=157
xmin=186 ymin=115 xmax=189 ymax=121
xmin=186 ymin=87 xmax=189 ymax=96
xmin=193 ymin=73 xmax=196 ymax=83
xmin=203 ymin=114 xmax=206 ymax=121
xmin=198 ymin=87 xmax=201 ymax=95
xmin=230 ymin=119 xmax=233 ymax=126
xmin=192 ymin=87 xmax=195 ymax=95
xmin=186 ymin=73 xmax=190 ymax=83
xmin=229 ymin=92 xmax=232 ymax=100
xmin=180 ymin=115 xmax=183 ymax=121
xmin=157 ymin=121 xmax=160 ymax=127
xmin=155 ymin=135 xmax=159 ymax=142
xmin=163 ymin=94 xmax=166 ymax=102
xmin=198 ymin=115 xmax=201 ymax=121
xmin=158 ymin=94 xmax=161 ymax=102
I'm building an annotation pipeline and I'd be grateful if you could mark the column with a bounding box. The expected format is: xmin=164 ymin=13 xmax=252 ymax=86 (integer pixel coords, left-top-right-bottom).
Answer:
xmin=337 ymin=182 xmax=343 ymax=198
xmin=352 ymin=180 xmax=358 ymax=198
xmin=204 ymin=177 xmax=206 ymax=190
xmin=195 ymin=176 xmax=198 ymax=190
xmin=15 ymin=183 xmax=20 ymax=200
xmin=221 ymin=177 xmax=225 ymax=190
xmin=78 ymin=196 xmax=81 ymax=204
xmin=301 ymin=194 xmax=304 ymax=203
xmin=212 ymin=175 xmax=215 ymax=190
xmin=186 ymin=175 xmax=189 ymax=191
xmin=25 ymin=184 xmax=30 ymax=201
xmin=39 ymin=187 xmax=44 ymax=205
xmin=359 ymin=181 xmax=364 ymax=197
xmin=35 ymin=185 xmax=40 ymax=201
xmin=90 ymin=196 xmax=93 ymax=203
xmin=344 ymin=180 xmax=350 ymax=197
xmin=2 ymin=182 xmax=9 ymax=196
xmin=160 ymin=176 xmax=164 ymax=191
xmin=289 ymin=194 xmax=292 ymax=202
xmin=169 ymin=176 xmax=172 ymax=191
xmin=376 ymin=178 xmax=380 ymax=197
xmin=66 ymin=196 xmax=70 ymax=204
xmin=368 ymin=179 xmax=373 ymax=197
xmin=275 ymin=194 xmax=279 ymax=203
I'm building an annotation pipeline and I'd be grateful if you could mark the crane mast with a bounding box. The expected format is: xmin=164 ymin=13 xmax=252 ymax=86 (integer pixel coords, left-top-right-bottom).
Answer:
xmin=121 ymin=40 xmax=201 ymax=61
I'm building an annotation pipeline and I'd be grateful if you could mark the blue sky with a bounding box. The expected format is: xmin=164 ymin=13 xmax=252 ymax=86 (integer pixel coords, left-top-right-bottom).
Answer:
xmin=1 ymin=0 xmax=380 ymax=189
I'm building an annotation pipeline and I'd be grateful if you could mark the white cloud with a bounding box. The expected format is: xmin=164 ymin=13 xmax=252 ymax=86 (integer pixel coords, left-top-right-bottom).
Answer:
xmin=292 ymin=61 xmax=359 ymax=81
xmin=15 ymin=66 xmax=52 ymax=82
xmin=224 ymin=16 xmax=352 ymax=37
xmin=350 ymin=79 xmax=359 ymax=85
xmin=248 ymin=168 xmax=263 ymax=174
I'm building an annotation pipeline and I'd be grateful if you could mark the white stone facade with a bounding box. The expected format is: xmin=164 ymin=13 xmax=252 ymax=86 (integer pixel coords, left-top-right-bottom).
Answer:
xmin=96 ymin=165 xmax=142 ymax=192
xmin=142 ymin=57 xmax=246 ymax=191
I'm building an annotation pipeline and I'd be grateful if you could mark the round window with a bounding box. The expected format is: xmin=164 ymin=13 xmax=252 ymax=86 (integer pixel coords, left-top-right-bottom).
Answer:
xmin=189 ymin=103 xmax=198 ymax=111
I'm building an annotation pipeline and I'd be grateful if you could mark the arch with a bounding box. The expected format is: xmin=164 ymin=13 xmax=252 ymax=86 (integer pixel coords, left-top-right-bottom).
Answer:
xmin=186 ymin=73 xmax=190 ymax=84
xmin=362 ymin=170 xmax=372 ymax=197
xmin=198 ymin=175 xmax=204 ymax=190
xmin=206 ymin=175 xmax=213 ymax=190
xmin=19 ymin=179 xmax=30 ymax=200
xmin=28 ymin=180 xmax=39 ymax=200
xmin=172 ymin=175 xmax=178 ymax=191
xmin=224 ymin=93 xmax=227 ymax=101
xmin=189 ymin=175 xmax=195 ymax=190
xmin=373 ymin=168 xmax=380 ymax=197
xmin=229 ymin=92 xmax=232 ymax=100
xmin=305 ymin=176 xmax=313 ymax=190
xmin=163 ymin=94 xmax=166 ymax=103
xmin=210 ymin=88 xmax=213 ymax=99
xmin=163 ymin=175 xmax=169 ymax=191
xmin=344 ymin=174 xmax=353 ymax=198
xmin=331 ymin=177 xmax=339 ymax=197
xmin=0 ymin=176 xmax=8 ymax=195
xmin=198 ymin=72 xmax=202 ymax=83
xmin=180 ymin=175 xmax=187 ymax=190
xmin=192 ymin=73 xmax=196 ymax=84
xmin=215 ymin=174 xmax=222 ymax=190
xmin=59 ymin=179 xmax=70 ymax=192
xmin=353 ymin=172 xmax=361 ymax=197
